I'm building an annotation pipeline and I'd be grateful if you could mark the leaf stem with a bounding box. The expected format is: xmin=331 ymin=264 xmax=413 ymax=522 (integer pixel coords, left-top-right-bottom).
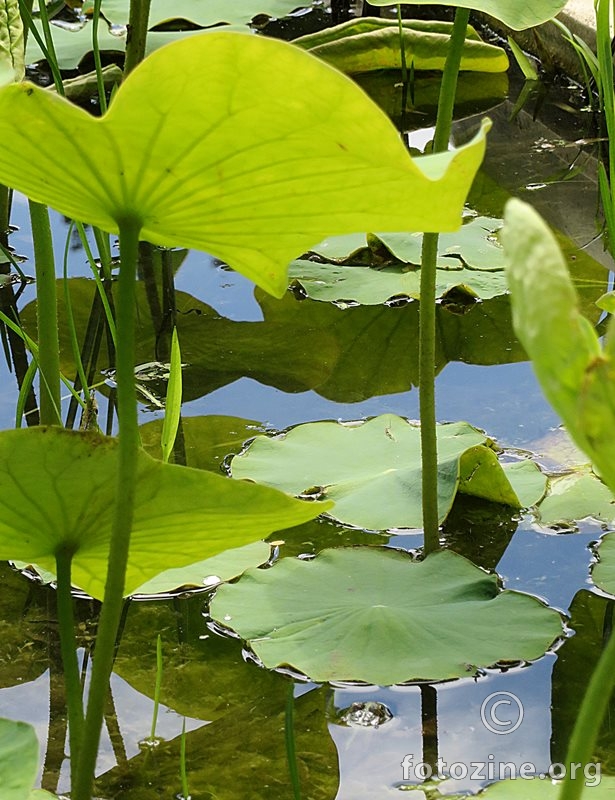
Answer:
xmin=72 ymin=217 xmax=141 ymax=800
xmin=29 ymin=200 xmax=61 ymax=426
xmin=123 ymin=0 xmax=152 ymax=77
xmin=54 ymin=547 xmax=84 ymax=786
xmin=419 ymin=7 xmax=469 ymax=554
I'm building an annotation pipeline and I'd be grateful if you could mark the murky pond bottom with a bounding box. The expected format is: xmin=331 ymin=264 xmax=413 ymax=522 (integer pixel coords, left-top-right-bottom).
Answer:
xmin=2 ymin=13 xmax=615 ymax=800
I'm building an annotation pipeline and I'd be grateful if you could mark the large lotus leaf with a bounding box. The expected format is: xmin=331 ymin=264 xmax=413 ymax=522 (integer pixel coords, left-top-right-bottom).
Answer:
xmin=365 ymin=0 xmax=568 ymax=31
xmin=293 ymin=19 xmax=508 ymax=74
xmin=0 ymin=718 xmax=39 ymax=800
xmin=290 ymin=218 xmax=507 ymax=304
xmin=590 ymin=533 xmax=615 ymax=595
xmin=210 ymin=548 xmax=563 ymax=683
xmin=293 ymin=17 xmax=483 ymax=48
xmin=503 ymin=199 xmax=615 ymax=493
xmin=0 ymin=428 xmax=329 ymax=600
xmin=0 ymin=0 xmax=23 ymax=86
xmin=0 ymin=33 xmax=489 ymax=298
xmin=231 ymin=414 xmax=537 ymax=530
xmin=538 ymin=470 xmax=615 ymax=528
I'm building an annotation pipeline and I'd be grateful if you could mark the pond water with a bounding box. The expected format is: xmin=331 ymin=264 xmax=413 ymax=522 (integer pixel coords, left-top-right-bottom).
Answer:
xmin=2 ymin=6 xmax=615 ymax=800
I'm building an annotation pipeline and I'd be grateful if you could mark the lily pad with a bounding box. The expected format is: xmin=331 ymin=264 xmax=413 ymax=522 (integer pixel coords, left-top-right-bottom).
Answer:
xmin=0 ymin=718 xmax=39 ymax=800
xmin=293 ymin=18 xmax=508 ymax=74
xmin=366 ymin=0 xmax=568 ymax=31
xmin=209 ymin=547 xmax=563 ymax=684
xmin=538 ymin=470 xmax=615 ymax=528
xmin=100 ymin=0 xmax=303 ymax=28
xmin=230 ymin=414 xmax=544 ymax=530
xmin=131 ymin=541 xmax=272 ymax=595
xmin=0 ymin=428 xmax=329 ymax=600
xmin=290 ymin=217 xmax=507 ymax=304
xmin=590 ymin=533 xmax=615 ymax=596
xmin=478 ymin=777 xmax=614 ymax=798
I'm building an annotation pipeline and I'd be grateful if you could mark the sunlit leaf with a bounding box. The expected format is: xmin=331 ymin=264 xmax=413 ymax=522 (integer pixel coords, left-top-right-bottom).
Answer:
xmin=477 ymin=777 xmax=614 ymax=798
xmin=0 ymin=428 xmax=329 ymax=600
xmin=0 ymin=32 xmax=489 ymax=297
xmin=538 ymin=470 xmax=615 ymax=528
xmin=0 ymin=0 xmax=23 ymax=85
xmin=210 ymin=548 xmax=563 ymax=683
xmin=502 ymin=199 xmax=615 ymax=492
xmin=0 ymin=718 xmax=39 ymax=800
xmin=294 ymin=17 xmax=508 ymax=74
xmin=366 ymin=0 xmax=568 ymax=30
xmin=231 ymin=414 xmax=538 ymax=530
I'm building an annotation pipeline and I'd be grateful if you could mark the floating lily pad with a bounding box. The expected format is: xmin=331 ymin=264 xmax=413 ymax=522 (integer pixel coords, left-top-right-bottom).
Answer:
xmin=293 ymin=18 xmax=508 ymax=74
xmin=290 ymin=218 xmax=507 ymax=304
xmin=131 ymin=541 xmax=272 ymax=595
xmin=0 ymin=718 xmax=39 ymax=800
xmin=367 ymin=0 xmax=568 ymax=30
xmin=210 ymin=548 xmax=563 ymax=684
xmin=231 ymin=414 xmax=545 ymax=530
xmin=100 ymin=0 xmax=303 ymax=28
xmin=590 ymin=533 xmax=615 ymax=596
xmin=538 ymin=470 xmax=615 ymax=528
xmin=0 ymin=428 xmax=329 ymax=600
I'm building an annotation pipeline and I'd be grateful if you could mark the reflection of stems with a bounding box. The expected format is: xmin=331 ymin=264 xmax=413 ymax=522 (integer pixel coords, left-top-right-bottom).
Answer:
xmin=29 ymin=200 xmax=61 ymax=425
xmin=419 ymin=8 xmax=469 ymax=555
xmin=420 ymin=684 xmax=438 ymax=776
xmin=124 ymin=0 xmax=152 ymax=77
xmin=559 ymin=601 xmax=615 ymax=800
xmin=73 ymin=218 xmax=141 ymax=800
xmin=150 ymin=634 xmax=163 ymax=740
xmin=55 ymin=548 xmax=84 ymax=787
xmin=42 ymin=598 xmax=68 ymax=795
xmin=286 ymin=681 xmax=302 ymax=800
xmin=0 ymin=185 xmax=9 ymax=247
xmin=180 ymin=718 xmax=189 ymax=799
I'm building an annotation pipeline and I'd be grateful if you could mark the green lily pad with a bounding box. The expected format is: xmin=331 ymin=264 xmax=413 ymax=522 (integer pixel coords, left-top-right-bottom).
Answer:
xmin=590 ymin=533 xmax=615 ymax=596
xmin=293 ymin=18 xmax=508 ymax=74
xmin=230 ymin=414 xmax=543 ymax=530
xmin=210 ymin=548 xmax=563 ymax=684
xmin=366 ymin=0 xmax=568 ymax=31
xmin=290 ymin=218 xmax=507 ymax=304
xmin=131 ymin=541 xmax=272 ymax=595
xmin=1 ymin=32 xmax=490 ymax=297
xmin=101 ymin=0 xmax=302 ymax=27
xmin=538 ymin=470 xmax=615 ymax=528
xmin=0 ymin=718 xmax=39 ymax=800
xmin=0 ymin=428 xmax=329 ymax=600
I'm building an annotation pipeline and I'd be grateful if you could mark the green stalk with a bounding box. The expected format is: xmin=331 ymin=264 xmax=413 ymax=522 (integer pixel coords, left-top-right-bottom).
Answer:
xmin=149 ymin=634 xmax=163 ymax=740
xmin=29 ymin=200 xmax=61 ymax=426
xmin=92 ymin=0 xmax=108 ymax=113
xmin=55 ymin=547 xmax=84 ymax=786
xmin=0 ymin=185 xmax=9 ymax=248
xmin=179 ymin=718 xmax=189 ymax=798
xmin=419 ymin=7 xmax=470 ymax=554
xmin=72 ymin=217 xmax=141 ymax=800
xmin=558 ymin=619 xmax=615 ymax=800
xmin=123 ymin=0 xmax=152 ymax=77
